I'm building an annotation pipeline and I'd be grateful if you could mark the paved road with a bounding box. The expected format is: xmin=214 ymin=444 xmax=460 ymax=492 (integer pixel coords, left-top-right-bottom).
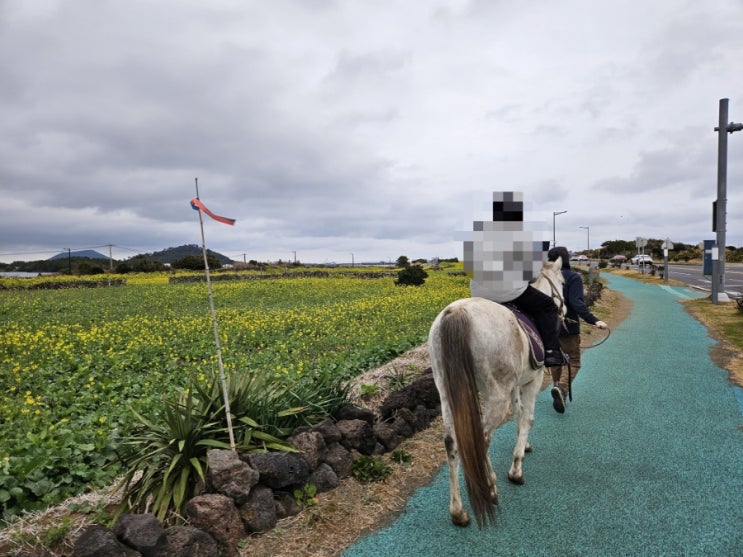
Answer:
xmin=344 ymin=274 xmax=743 ymax=557
xmin=576 ymin=262 xmax=743 ymax=296
xmin=665 ymin=263 xmax=743 ymax=296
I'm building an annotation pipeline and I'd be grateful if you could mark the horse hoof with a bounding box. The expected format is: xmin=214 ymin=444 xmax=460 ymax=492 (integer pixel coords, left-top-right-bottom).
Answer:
xmin=525 ymin=443 xmax=533 ymax=453
xmin=508 ymin=473 xmax=524 ymax=485
xmin=452 ymin=511 xmax=471 ymax=527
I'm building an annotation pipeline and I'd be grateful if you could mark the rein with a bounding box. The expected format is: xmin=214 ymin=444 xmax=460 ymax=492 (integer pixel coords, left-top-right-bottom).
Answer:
xmin=562 ymin=322 xmax=611 ymax=403
xmin=563 ymin=317 xmax=612 ymax=349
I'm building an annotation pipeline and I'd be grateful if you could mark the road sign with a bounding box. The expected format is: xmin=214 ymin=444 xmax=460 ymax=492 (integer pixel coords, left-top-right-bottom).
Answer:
xmin=636 ymin=237 xmax=647 ymax=248
xmin=661 ymin=238 xmax=674 ymax=250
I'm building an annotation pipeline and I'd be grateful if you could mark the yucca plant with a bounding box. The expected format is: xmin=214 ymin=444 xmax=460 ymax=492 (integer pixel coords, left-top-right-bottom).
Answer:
xmin=112 ymin=367 xmax=349 ymax=523
xmin=224 ymin=370 xmax=306 ymax=441
xmin=113 ymin=380 xmax=294 ymax=522
xmin=113 ymin=381 xmax=231 ymax=522
xmin=225 ymin=367 xmax=351 ymax=442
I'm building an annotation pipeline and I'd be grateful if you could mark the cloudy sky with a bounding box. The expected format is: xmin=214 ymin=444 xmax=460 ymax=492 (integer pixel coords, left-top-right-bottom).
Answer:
xmin=2 ymin=0 xmax=743 ymax=264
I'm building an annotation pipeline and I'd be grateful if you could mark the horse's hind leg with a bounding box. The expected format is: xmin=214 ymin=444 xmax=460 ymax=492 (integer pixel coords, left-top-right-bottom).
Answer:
xmin=508 ymin=376 xmax=540 ymax=484
xmin=481 ymin=387 xmax=510 ymax=504
xmin=482 ymin=431 xmax=499 ymax=506
xmin=442 ymin=404 xmax=470 ymax=527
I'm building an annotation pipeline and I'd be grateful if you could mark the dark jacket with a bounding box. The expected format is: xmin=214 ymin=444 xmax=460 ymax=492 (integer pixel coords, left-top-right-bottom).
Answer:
xmin=561 ymin=269 xmax=598 ymax=336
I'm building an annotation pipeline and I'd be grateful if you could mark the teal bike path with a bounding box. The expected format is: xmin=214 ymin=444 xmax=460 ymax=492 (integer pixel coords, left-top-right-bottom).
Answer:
xmin=344 ymin=274 xmax=743 ymax=556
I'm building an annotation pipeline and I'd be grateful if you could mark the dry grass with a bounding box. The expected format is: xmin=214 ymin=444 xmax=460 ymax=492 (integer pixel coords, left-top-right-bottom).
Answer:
xmin=0 ymin=484 xmax=124 ymax=556
xmin=682 ymin=297 xmax=743 ymax=387
xmin=604 ymin=267 xmax=687 ymax=287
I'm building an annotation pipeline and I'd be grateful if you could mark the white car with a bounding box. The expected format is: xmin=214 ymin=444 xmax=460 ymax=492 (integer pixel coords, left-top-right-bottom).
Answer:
xmin=631 ymin=254 xmax=654 ymax=265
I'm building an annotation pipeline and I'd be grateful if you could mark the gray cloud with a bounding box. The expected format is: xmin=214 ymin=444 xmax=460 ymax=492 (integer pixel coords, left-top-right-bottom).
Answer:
xmin=1 ymin=0 xmax=743 ymax=264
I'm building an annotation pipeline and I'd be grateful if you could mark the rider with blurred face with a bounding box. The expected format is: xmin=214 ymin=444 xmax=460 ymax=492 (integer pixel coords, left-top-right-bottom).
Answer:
xmin=464 ymin=192 xmax=566 ymax=368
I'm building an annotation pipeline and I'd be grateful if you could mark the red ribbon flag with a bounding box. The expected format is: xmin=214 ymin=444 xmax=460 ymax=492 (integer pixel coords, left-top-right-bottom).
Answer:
xmin=190 ymin=198 xmax=236 ymax=226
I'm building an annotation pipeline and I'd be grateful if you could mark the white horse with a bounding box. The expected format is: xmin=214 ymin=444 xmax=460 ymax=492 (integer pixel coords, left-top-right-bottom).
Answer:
xmin=428 ymin=257 xmax=565 ymax=528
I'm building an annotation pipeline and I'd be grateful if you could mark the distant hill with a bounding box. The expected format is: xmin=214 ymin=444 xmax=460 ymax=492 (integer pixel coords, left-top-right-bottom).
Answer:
xmin=142 ymin=244 xmax=234 ymax=265
xmin=49 ymin=250 xmax=108 ymax=260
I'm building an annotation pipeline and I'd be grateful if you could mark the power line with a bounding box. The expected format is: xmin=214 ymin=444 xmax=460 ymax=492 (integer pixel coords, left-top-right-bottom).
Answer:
xmin=0 ymin=244 xmax=148 ymax=258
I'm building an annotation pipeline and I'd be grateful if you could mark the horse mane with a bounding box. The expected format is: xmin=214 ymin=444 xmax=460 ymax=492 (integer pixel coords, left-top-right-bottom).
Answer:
xmin=533 ymin=257 xmax=565 ymax=315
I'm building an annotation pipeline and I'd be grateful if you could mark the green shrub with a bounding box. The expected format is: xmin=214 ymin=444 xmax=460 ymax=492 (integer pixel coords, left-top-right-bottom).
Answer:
xmin=352 ymin=456 xmax=392 ymax=483
xmin=359 ymin=383 xmax=379 ymax=398
xmin=385 ymin=365 xmax=416 ymax=391
xmin=293 ymin=483 xmax=318 ymax=508
xmin=390 ymin=448 xmax=412 ymax=466
xmin=394 ymin=265 xmax=428 ymax=287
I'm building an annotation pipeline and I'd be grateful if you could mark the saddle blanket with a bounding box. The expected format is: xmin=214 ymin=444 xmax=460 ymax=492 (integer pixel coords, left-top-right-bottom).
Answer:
xmin=506 ymin=306 xmax=545 ymax=369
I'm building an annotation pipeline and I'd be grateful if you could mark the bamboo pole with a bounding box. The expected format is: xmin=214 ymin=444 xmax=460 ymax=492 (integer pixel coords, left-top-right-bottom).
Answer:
xmin=193 ymin=177 xmax=236 ymax=451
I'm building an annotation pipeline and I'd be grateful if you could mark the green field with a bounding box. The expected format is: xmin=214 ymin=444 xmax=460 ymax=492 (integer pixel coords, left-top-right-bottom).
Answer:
xmin=0 ymin=268 xmax=469 ymax=520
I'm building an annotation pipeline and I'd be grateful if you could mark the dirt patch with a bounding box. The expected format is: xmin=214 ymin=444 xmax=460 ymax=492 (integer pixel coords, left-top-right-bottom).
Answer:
xmin=600 ymin=287 xmax=631 ymax=330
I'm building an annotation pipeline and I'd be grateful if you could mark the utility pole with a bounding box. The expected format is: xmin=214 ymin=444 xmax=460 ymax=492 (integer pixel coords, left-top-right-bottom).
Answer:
xmin=712 ymin=98 xmax=743 ymax=303
xmin=108 ymin=244 xmax=114 ymax=272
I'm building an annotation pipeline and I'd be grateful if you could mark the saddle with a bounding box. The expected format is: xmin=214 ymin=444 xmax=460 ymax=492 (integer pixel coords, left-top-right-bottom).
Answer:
xmin=504 ymin=305 xmax=544 ymax=369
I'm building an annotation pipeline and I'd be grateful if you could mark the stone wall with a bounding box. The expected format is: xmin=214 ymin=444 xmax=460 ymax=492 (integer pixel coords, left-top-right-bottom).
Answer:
xmin=71 ymin=372 xmax=441 ymax=557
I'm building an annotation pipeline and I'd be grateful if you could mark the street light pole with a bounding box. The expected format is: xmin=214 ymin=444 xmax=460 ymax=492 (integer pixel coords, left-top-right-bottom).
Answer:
xmin=712 ymin=98 xmax=743 ymax=304
xmin=553 ymin=211 xmax=567 ymax=248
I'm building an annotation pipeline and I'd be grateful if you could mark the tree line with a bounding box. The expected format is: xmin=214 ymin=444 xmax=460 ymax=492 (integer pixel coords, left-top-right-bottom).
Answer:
xmin=0 ymin=253 xmax=225 ymax=275
xmin=595 ymin=239 xmax=743 ymax=263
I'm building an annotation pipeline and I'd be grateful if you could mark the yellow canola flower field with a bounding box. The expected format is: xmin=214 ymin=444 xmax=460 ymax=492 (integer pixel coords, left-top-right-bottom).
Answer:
xmin=0 ymin=267 xmax=469 ymax=517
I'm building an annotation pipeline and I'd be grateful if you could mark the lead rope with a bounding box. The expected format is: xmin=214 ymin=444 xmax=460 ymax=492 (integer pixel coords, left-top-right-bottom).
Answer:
xmin=561 ymin=320 xmax=612 ymax=403
xmin=563 ymin=317 xmax=612 ymax=349
xmin=567 ymin=359 xmax=573 ymax=402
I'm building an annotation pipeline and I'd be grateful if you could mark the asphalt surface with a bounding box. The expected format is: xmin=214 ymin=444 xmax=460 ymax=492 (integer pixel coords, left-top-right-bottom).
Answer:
xmin=344 ymin=274 xmax=743 ymax=557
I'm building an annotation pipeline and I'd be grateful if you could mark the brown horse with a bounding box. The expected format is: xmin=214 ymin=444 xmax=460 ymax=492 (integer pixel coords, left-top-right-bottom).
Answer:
xmin=428 ymin=258 xmax=565 ymax=528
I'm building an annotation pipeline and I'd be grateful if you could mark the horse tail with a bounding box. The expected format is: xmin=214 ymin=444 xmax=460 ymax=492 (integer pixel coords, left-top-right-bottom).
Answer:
xmin=439 ymin=305 xmax=496 ymax=528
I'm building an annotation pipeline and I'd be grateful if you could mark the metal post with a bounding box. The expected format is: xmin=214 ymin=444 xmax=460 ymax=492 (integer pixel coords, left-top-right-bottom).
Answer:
xmin=553 ymin=211 xmax=567 ymax=248
xmin=712 ymin=98 xmax=743 ymax=303
xmin=713 ymin=99 xmax=729 ymax=303
xmin=663 ymin=249 xmax=669 ymax=284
